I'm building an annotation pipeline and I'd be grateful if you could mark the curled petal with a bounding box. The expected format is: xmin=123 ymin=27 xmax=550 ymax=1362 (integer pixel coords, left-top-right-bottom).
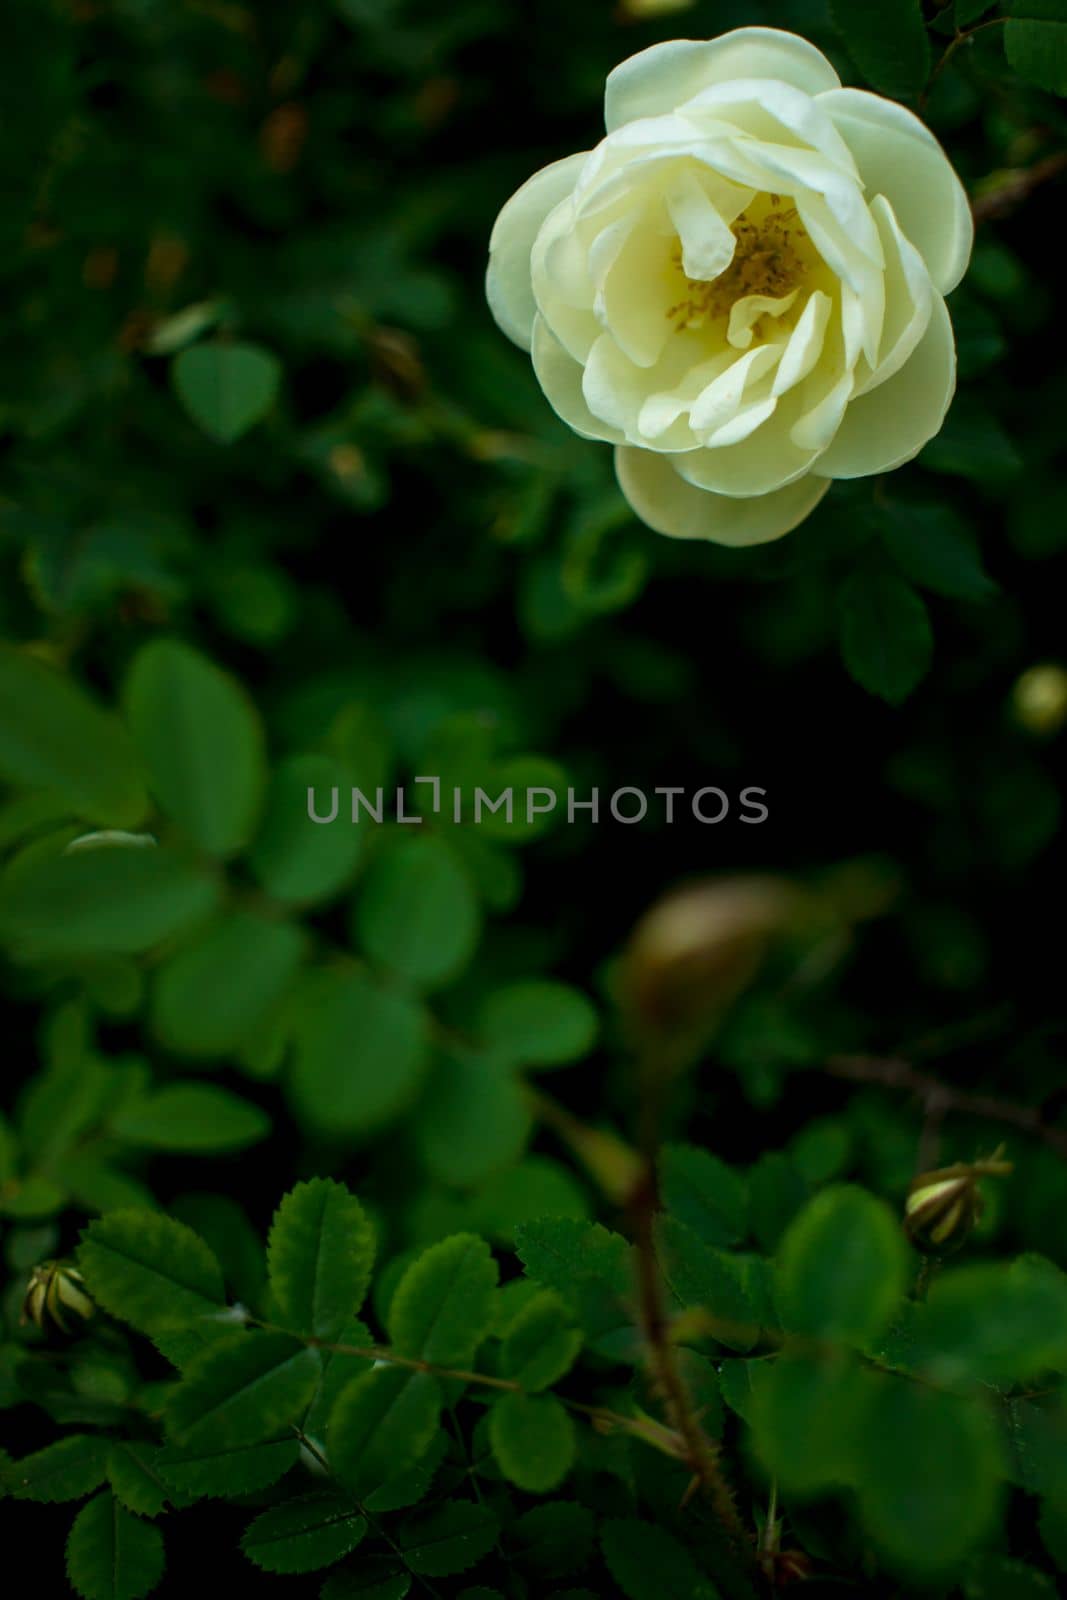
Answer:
xmin=857 ymin=194 xmax=934 ymax=394
xmin=616 ymin=446 xmax=831 ymax=545
xmin=680 ymin=78 xmax=858 ymax=175
xmin=532 ymin=316 xmax=625 ymax=444
xmin=812 ymin=293 xmax=956 ymax=479
xmin=818 ymin=88 xmax=973 ymax=295
xmin=487 ymin=153 xmax=589 ymax=350
xmin=604 ymin=28 xmax=841 ymax=131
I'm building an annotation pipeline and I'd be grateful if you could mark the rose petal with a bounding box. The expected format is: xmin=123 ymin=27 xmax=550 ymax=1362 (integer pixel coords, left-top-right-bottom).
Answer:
xmin=681 ymin=77 xmax=858 ymax=175
xmin=818 ymin=88 xmax=973 ymax=295
xmin=616 ymin=445 xmax=831 ymax=545
xmin=487 ymin=153 xmax=590 ymax=351
xmin=604 ymin=28 xmax=841 ymax=132
xmin=856 ymin=194 xmax=934 ymax=395
xmin=531 ymin=316 xmax=626 ymax=444
xmin=811 ymin=293 xmax=956 ymax=478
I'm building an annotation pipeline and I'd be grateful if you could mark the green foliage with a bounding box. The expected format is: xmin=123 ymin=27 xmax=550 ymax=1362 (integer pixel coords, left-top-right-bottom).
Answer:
xmin=5 ymin=0 xmax=1067 ymax=1593
xmin=489 ymin=1392 xmax=577 ymax=1491
xmin=478 ymin=979 xmax=599 ymax=1067
xmin=776 ymin=1185 xmax=909 ymax=1345
xmin=66 ymin=1493 xmax=165 ymax=1600
xmin=1007 ymin=2 xmax=1067 ymax=95
xmin=838 ymin=568 xmax=934 ymax=704
xmin=172 ymin=343 xmax=282 ymax=445
xmin=267 ymin=1177 xmax=375 ymax=1341
xmin=829 ymin=0 xmax=932 ymax=100
xmin=124 ymin=640 xmax=265 ymax=858
xmin=77 ymin=1211 xmax=225 ymax=1335
xmin=241 ymin=1493 xmax=367 ymax=1574
xmin=387 ymin=1233 xmax=498 ymax=1365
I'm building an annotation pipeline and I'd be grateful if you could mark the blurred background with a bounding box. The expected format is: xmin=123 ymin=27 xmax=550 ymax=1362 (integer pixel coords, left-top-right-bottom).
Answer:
xmin=1 ymin=0 xmax=1066 ymax=1587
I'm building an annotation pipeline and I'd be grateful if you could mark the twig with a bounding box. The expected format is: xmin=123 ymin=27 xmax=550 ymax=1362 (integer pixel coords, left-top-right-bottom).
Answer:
xmin=627 ymin=1049 xmax=753 ymax=1560
xmin=825 ymin=1054 xmax=1067 ymax=1160
xmin=921 ymin=16 xmax=1007 ymax=111
xmin=972 ymin=152 xmax=1067 ymax=223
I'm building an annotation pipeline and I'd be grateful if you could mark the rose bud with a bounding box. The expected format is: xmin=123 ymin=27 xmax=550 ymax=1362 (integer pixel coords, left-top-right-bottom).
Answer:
xmin=904 ymin=1149 xmax=1012 ymax=1255
xmin=21 ymin=1260 xmax=94 ymax=1334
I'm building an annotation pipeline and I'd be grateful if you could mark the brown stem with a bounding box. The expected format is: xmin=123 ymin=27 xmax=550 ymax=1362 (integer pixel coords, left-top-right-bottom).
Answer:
xmin=627 ymin=1053 xmax=752 ymax=1557
xmin=825 ymin=1053 xmax=1067 ymax=1160
xmin=972 ymin=152 xmax=1067 ymax=224
xmin=921 ymin=16 xmax=1007 ymax=111
xmin=266 ymin=1323 xmax=689 ymax=1454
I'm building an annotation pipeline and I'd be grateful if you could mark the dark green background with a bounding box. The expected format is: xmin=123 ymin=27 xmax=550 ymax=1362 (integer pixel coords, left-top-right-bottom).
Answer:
xmin=2 ymin=1 xmax=1066 ymax=1595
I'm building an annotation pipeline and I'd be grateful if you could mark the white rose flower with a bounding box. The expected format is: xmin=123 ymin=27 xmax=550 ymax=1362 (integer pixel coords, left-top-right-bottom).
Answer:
xmin=486 ymin=27 xmax=972 ymax=546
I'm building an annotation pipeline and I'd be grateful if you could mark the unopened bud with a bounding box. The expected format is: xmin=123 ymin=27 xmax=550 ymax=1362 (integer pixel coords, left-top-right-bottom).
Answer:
xmin=22 ymin=1261 xmax=94 ymax=1334
xmin=624 ymin=876 xmax=800 ymax=1044
xmin=904 ymin=1150 xmax=1012 ymax=1254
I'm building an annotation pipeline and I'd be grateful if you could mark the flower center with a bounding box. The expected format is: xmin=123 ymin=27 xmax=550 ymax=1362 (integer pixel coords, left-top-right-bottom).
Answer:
xmin=666 ymin=194 xmax=814 ymax=335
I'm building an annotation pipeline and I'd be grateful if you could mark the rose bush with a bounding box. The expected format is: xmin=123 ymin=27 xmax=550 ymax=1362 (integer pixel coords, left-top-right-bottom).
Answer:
xmin=486 ymin=27 xmax=973 ymax=546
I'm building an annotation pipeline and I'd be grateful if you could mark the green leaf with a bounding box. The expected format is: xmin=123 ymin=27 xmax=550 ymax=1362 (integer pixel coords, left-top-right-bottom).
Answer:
xmin=155 ymin=1436 xmax=297 ymax=1500
xmin=0 ymin=845 xmax=218 ymax=958
xmin=304 ymin=1315 xmax=375 ymax=1441
xmin=354 ymin=832 xmax=481 ymax=988
xmin=829 ymin=0 xmax=932 ymax=99
xmin=512 ymin=1502 xmax=595 ymax=1579
xmin=124 ymin=639 xmax=265 ymax=857
xmin=330 ymin=1367 xmax=442 ymax=1501
xmin=105 ymin=1444 xmax=170 ymax=1519
xmin=879 ymin=503 xmax=998 ymax=602
xmin=660 ymin=1144 xmax=746 ymax=1248
xmin=489 ymin=1392 xmax=575 ymax=1491
xmin=748 ymin=1152 xmax=809 ymax=1252
xmin=172 ymin=341 xmax=281 ymax=443
xmin=66 ymin=1493 xmax=165 ymax=1600
xmin=0 ymin=645 xmax=146 ymax=826
xmin=515 ymin=1217 xmax=635 ymax=1356
xmin=478 ymin=979 xmax=598 ymax=1067
xmin=78 ymin=1210 xmax=226 ymax=1336
xmin=499 ymin=1288 xmax=582 ymax=1390
xmin=654 ymin=1214 xmax=757 ymax=1351
xmin=396 ymin=1501 xmax=500 ymax=1576
xmin=413 ymin=1046 xmax=533 ymax=1186
xmin=164 ymin=1331 xmax=321 ymax=1450
xmin=752 ymin=1353 xmax=871 ymax=1494
xmin=7 ymin=1434 xmax=109 ymax=1502
xmin=600 ymin=1519 xmax=716 ymax=1600
xmin=777 ymin=1185 xmax=908 ymax=1346
xmin=956 ymin=0 xmax=996 ymax=21
xmin=1007 ymin=3 xmax=1067 ymax=95
xmin=267 ymin=1178 xmax=375 ymax=1342
xmin=241 ymin=1493 xmax=367 ymax=1574
xmin=838 ymin=569 xmax=933 ymax=704
xmin=321 ymin=1563 xmax=411 ymax=1599
xmin=365 ymin=1434 xmax=447 ymax=1514
xmin=855 ymin=1377 xmax=1002 ymax=1574
xmin=289 ymin=968 xmax=429 ymax=1136
xmin=110 ymin=1084 xmax=270 ymax=1154
xmin=150 ymin=911 xmax=305 ymax=1058
xmin=917 ymin=1259 xmax=1067 ymax=1383
xmin=388 ymin=1233 xmax=498 ymax=1366
xmin=250 ymin=753 xmax=363 ymax=904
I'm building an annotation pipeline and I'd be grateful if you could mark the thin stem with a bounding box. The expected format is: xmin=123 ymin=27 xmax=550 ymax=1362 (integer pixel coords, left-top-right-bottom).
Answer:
xmin=627 ymin=1046 xmax=753 ymax=1559
xmin=825 ymin=1053 xmax=1067 ymax=1160
xmin=921 ymin=16 xmax=1008 ymax=111
xmin=973 ymin=152 xmax=1067 ymax=223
